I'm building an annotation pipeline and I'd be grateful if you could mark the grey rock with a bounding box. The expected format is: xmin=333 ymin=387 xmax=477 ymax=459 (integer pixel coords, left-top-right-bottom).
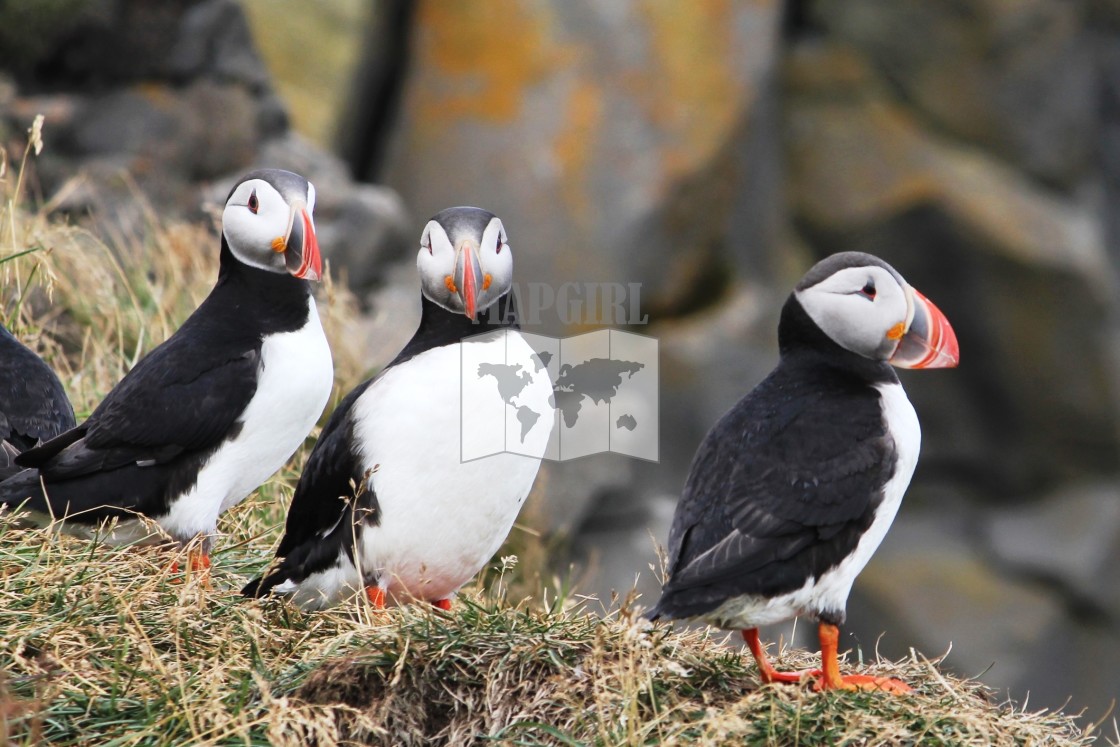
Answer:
xmin=811 ymin=0 xmax=1097 ymax=187
xmin=983 ymin=482 xmax=1120 ymax=615
xmin=5 ymin=0 xmax=207 ymax=90
xmin=785 ymin=37 xmax=1120 ymax=497
xmin=315 ymin=184 xmax=411 ymax=294
xmin=565 ymin=480 xmax=677 ymax=608
xmin=377 ymin=0 xmax=785 ymax=331
xmin=169 ymin=0 xmax=272 ymax=91
xmin=847 ymin=507 xmax=1065 ymax=694
xmin=178 ymin=82 xmax=259 ymax=180
xmin=357 ymin=257 xmax=425 ymax=370
xmin=69 ymin=89 xmax=180 ymax=158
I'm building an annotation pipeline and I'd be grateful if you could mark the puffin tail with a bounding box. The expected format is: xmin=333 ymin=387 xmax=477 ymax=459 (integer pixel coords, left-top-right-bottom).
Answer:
xmin=241 ymin=568 xmax=292 ymax=599
xmin=0 ymin=442 xmax=22 ymax=482
xmin=0 ymin=467 xmax=47 ymax=512
xmin=241 ymin=577 xmax=263 ymax=598
xmin=241 ymin=574 xmax=271 ymax=598
xmin=643 ymin=597 xmax=667 ymax=622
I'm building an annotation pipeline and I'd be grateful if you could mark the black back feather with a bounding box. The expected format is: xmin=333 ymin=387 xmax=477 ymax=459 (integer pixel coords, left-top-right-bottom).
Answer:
xmin=0 ymin=242 xmax=312 ymax=532
xmin=648 ymin=295 xmax=900 ymax=624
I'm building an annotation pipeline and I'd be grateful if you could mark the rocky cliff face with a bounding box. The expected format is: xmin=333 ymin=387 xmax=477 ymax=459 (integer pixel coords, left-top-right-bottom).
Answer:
xmin=2 ymin=0 xmax=1117 ymax=722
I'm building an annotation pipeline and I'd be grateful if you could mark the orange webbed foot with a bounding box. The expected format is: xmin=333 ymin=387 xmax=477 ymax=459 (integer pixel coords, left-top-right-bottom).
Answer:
xmin=432 ymin=598 xmax=452 ymax=611
xmin=365 ymin=586 xmax=386 ymax=609
xmin=761 ymin=667 xmax=823 ymax=685
xmin=813 ymin=673 xmax=913 ymax=694
xmin=742 ymin=628 xmax=821 ymax=684
xmin=814 ymin=622 xmax=911 ymax=695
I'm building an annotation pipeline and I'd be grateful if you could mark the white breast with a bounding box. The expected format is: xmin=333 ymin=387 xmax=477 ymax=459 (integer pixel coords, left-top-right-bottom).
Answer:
xmin=159 ymin=299 xmax=334 ymax=541
xmin=705 ymin=381 xmax=921 ymax=628
xmin=341 ymin=329 xmax=554 ymax=603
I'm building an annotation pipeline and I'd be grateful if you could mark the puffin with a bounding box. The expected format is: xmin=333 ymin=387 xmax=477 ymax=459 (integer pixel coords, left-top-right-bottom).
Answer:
xmin=647 ymin=252 xmax=959 ymax=693
xmin=243 ymin=206 xmax=554 ymax=610
xmin=0 ymin=169 xmax=333 ymax=569
xmin=0 ymin=324 xmax=76 ymax=479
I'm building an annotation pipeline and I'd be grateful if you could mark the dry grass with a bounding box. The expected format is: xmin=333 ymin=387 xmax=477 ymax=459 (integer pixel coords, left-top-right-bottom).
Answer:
xmin=0 ymin=513 xmax=1102 ymax=747
xmin=0 ymin=128 xmax=1108 ymax=746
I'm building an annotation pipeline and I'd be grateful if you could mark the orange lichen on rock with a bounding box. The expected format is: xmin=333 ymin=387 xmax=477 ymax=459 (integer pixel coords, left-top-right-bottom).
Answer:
xmin=552 ymin=78 xmax=603 ymax=219
xmin=641 ymin=0 xmax=757 ymax=179
xmin=413 ymin=0 xmax=560 ymax=126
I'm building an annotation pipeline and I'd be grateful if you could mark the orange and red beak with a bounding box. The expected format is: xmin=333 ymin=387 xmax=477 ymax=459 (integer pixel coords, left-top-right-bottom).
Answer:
xmin=282 ymin=200 xmax=322 ymax=281
xmin=890 ymin=287 xmax=959 ymax=369
xmin=454 ymin=239 xmax=484 ymax=319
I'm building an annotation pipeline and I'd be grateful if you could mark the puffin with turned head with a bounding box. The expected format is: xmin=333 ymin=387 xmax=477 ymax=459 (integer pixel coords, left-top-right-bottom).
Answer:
xmin=244 ymin=206 xmax=554 ymax=610
xmin=648 ymin=252 xmax=958 ymax=693
xmin=0 ymin=324 xmax=75 ymax=479
xmin=0 ymin=169 xmax=333 ymax=570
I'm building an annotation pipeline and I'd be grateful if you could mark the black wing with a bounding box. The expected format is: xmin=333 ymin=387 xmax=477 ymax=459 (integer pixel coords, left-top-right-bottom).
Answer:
xmin=650 ymin=362 xmax=897 ymax=620
xmin=4 ymin=323 xmax=261 ymax=519
xmin=243 ymin=378 xmax=380 ymax=597
xmin=277 ymin=378 xmax=380 ymax=555
xmin=0 ymin=327 xmax=75 ymax=449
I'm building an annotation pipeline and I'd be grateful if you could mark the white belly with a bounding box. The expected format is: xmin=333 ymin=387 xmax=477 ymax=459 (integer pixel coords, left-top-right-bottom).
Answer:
xmin=346 ymin=330 xmax=554 ymax=603
xmin=705 ymin=382 xmax=921 ymax=628
xmin=159 ymin=301 xmax=334 ymax=541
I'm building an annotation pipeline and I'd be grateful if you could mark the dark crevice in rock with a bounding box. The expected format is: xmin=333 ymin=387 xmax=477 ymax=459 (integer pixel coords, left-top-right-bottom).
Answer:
xmin=336 ymin=0 xmax=416 ymax=183
xmin=637 ymin=244 xmax=734 ymax=324
xmin=780 ymin=0 xmax=823 ymax=41
xmin=1095 ymin=34 xmax=1120 ymax=273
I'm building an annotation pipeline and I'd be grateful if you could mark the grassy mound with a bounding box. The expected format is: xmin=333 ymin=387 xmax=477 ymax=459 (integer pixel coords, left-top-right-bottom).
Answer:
xmin=0 ymin=131 xmax=1106 ymax=746
xmin=0 ymin=516 xmax=1100 ymax=746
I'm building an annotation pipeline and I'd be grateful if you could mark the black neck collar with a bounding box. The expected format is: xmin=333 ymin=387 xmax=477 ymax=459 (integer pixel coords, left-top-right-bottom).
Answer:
xmin=777 ymin=294 xmax=898 ymax=385
xmin=387 ymin=292 xmax=520 ymax=370
xmin=210 ymin=240 xmax=313 ymax=334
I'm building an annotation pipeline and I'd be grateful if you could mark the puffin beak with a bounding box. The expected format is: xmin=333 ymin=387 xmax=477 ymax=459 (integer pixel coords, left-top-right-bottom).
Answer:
xmin=282 ymin=199 xmax=322 ymax=281
xmin=454 ymin=239 xmax=483 ymax=319
xmin=890 ymin=287 xmax=959 ymax=369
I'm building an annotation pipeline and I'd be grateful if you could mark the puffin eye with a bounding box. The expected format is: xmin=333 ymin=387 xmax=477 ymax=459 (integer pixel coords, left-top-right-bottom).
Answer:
xmin=859 ymin=280 xmax=876 ymax=299
xmin=248 ymin=189 xmax=259 ymax=214
xmin=495 ymin=238 xmax=503 ymax=254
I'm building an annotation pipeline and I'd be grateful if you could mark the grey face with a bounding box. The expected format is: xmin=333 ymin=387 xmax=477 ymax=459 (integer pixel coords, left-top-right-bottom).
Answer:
xmin=417 ymin=207 xmax=513 ymax=318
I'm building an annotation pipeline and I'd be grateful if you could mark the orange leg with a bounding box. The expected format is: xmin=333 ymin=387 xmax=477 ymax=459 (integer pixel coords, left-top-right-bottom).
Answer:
xmin=365 ymin=585 xmax=386 ymax=609
xmin=742 ymin=628 xmax=822 ymax=684
xmin=813 ymin=622 xmax=912 ymax=694
xmin=169 ymin=549 xmax=211 ymax=585
xmin=432 ymin=598 xmax=452 ymax=611
xmin=189 ymin=550 xmax=211 ymax=572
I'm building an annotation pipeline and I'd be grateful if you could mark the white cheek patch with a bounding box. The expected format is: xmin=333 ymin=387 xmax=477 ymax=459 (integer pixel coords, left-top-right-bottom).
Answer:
xmin=222 ymin=181 xmax=293 ymax=273
xmin=796 ymin=288 xmax=878 ymax=354
xmin=795 ymin=267 xmax=909 ymax=359
xmin=417 ymin=223 xmax=461 ymax=307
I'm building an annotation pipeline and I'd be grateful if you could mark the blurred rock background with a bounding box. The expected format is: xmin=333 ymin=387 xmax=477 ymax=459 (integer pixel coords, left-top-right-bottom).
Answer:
xmin=2 ymin=0 xmax=1118 ymax=722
